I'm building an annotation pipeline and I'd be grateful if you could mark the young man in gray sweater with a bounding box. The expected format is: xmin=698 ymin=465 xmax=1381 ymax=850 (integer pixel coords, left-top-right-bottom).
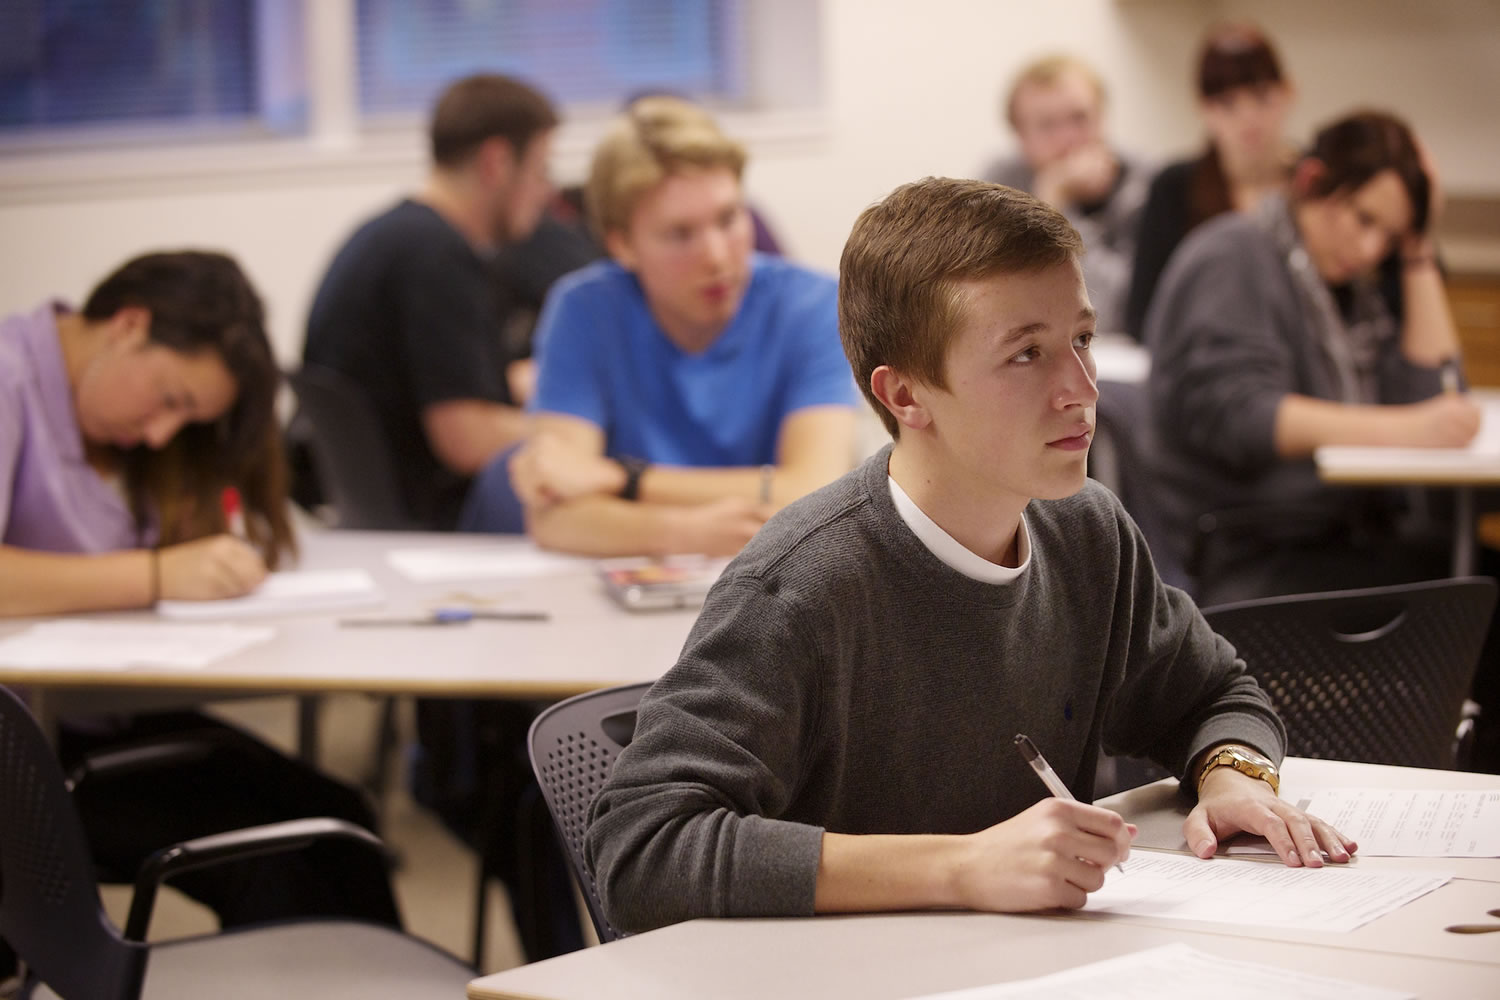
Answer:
xmin=585 ymin=177 xmax=1355 ymax=934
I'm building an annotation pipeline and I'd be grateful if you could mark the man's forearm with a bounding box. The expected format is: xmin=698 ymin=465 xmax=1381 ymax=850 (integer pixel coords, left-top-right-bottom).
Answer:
xmin=814 ymin=831 xmax=966 ymax=914
xmin=527 ymin=495 xmax=685 ymax=557
xmin=424 ymin=400 xmax=529 ymax=475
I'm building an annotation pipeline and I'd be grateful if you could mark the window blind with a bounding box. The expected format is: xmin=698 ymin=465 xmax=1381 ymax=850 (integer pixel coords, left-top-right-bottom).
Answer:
xmin=355 ymin=0 xmax=747 ymax=115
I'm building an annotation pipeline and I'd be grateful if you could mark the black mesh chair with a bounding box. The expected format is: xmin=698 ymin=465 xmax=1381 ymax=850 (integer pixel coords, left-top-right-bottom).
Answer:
xmin=1201 ymin=576 xmax=1497 ymax=769
xmin=286 ymin=364 xmax=416 ymax=531
xmin=527 ymin=682 xmax=651 ymax=944
xmin=0 ymin=687 xmax=473 ymax=1000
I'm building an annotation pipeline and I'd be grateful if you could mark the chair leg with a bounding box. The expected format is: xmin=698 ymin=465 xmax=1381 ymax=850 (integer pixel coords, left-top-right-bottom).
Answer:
xmin=471 ymin=863 xmax=489 ymax=972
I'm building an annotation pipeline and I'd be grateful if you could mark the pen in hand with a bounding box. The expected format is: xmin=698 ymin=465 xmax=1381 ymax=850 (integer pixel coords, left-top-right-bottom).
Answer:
xmin=1014 ymin=733 xmax=1126 ymax=873
xmin=1440 ymin=359 xmax=1462 ymax=396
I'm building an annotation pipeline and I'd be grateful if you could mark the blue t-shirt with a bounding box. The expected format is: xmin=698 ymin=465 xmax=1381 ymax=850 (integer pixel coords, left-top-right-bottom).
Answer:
xmin=530 ymin=254 xmax=855 ymax=466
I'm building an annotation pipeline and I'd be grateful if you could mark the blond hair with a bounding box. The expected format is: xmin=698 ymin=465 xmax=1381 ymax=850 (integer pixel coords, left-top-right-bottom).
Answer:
xmin=839 ymin=177 xmax=1084 ymax=438
xmin=585 ymin=97 xmax=747 ymax=237
xmin=1003 ymin=54 xmax=1106 ymax=128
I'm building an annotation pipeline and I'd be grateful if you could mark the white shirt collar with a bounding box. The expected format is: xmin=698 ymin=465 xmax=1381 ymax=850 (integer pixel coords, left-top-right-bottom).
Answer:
xmin=887 ymin=476 xmax=1029 ymax=584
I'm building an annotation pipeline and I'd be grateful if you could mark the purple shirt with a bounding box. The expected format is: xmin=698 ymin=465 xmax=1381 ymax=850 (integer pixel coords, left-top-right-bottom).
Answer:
xmin=1 ymin=302 xmax=154 ymax=553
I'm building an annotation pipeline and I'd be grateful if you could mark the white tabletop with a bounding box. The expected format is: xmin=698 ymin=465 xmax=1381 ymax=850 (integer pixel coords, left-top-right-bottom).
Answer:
xmin=468 ymin=759 xmax=1500 ymax=1000
xmin=0 ymin=530 xmax=699 ymax=700
xmin=1315 ymin=389 xmax=1500 ymax=486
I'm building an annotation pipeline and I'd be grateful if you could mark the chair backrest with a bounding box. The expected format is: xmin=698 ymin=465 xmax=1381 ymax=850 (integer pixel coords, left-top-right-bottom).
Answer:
xmin=527 ymin=682 xmax=651 ymax=944
xmin=1091 ymin=379 xmax=1192 ymax=592
xmin=0 ymin=687 xmax=147 ymax=1000
xmin=286 ymin=364 xmax=415 ymax=530
xmin=1201 ymin=576 xmax=1497 ymax=768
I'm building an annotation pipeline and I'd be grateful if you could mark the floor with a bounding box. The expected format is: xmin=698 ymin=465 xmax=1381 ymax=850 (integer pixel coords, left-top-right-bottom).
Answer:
xmin=92 ymin=692 xmax=593 ymax=975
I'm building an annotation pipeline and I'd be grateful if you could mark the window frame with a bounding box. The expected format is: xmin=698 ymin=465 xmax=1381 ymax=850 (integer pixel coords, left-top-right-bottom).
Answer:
xmin=0 ymin=0 xmax=824 ymax=206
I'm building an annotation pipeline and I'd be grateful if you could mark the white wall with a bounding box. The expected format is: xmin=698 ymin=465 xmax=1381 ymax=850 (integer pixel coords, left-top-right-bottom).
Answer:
xmin=0 ymin=0 xmax=1495 ymax=364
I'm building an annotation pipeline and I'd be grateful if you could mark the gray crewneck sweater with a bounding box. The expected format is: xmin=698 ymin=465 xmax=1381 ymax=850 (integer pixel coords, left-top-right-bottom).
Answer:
xmin=586 ymin=447 xmax=1283 ymax=933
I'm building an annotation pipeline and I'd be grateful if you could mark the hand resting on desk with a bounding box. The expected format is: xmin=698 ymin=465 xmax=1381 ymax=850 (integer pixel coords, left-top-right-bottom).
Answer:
xmin=1185 ymin=766 xmax=1357 ymax=868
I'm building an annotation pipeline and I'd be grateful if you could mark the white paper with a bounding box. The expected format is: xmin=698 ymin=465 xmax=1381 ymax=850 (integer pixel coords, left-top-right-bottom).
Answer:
xmin=386 ymin=546 xmax=591 ymax=582
xmin=1224 ymin=789 xmax=1500 ymax=858
xmin=907 ymin=942 xmax=1413 ymax=1000
xmin=155 ymin=569 xmax=383 ymax=620
xmin=1082 ymin=854 xmax=1449 ymax=933
xmin=1316 ymin=396 xmax=1500 ymax=470
xmin=0 ymin=621 xmax=274 ymax=669
xmin=1090 ymin=334 xmax=1151 ymax=385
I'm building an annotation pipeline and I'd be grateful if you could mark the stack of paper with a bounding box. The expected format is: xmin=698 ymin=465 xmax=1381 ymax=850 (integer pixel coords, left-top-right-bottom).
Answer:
xmin=1082 ymin=854 xmax=1449 ymax=932
xmin=0 ymin=621 xmax=275 ymax=670
xmin=386 ymin=546 xmax=591 ymax=582
xmin=155 ymin=569 xmax=384 ymax=620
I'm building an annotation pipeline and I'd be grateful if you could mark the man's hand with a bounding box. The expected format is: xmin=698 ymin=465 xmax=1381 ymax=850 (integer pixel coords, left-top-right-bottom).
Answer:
xmin=1034 ymin=142 xmax=1118 ymax=208
xmin=511 ymin=432 xmax=626 ymax=508
xmin=952 ymin=798 xmax=1136 ymax=911
xmin=676 ymin=497 xmax=772 ymax=556
xmin=157 ymin=534 xmax=268 ymax=601
xmin=1184 ymin=767 xmax=1356 ymax=868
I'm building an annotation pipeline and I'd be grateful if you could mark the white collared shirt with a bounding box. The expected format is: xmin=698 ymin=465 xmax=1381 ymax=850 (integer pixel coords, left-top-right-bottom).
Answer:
xmin=887 ymin=476 xmax=1030 ymax=584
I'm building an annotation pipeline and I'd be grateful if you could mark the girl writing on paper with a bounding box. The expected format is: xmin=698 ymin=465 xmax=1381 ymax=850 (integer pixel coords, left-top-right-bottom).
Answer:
xmin=1143 ymin=111 xmax=1475 ymax=605
xmin=0 ymin=251 xmax=401 ymax=942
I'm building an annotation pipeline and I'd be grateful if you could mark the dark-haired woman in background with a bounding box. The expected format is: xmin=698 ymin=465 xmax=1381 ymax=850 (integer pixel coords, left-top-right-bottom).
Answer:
xmin=1125 ymin=23 xmax=1296 ymax=340
xmin=1143 ymin=111 xmax=1476 ymax=606
xmin=0 ymin=251 xmax=401 ymax=931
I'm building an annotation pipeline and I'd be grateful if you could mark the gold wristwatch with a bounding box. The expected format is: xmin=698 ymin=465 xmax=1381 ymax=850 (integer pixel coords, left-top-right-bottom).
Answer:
xmin=1195 ymin=744 xmax=1279 ymax=797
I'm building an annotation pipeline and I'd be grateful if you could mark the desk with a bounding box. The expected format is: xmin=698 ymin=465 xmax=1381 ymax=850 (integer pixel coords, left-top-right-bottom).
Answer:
xmin=0 ymin=530 xmax=699 ymax=739
xmin=1316 ymin=389 xmax=1500 ymax=575
xmin=467 ymin=759 xmax=1500 ymax=1000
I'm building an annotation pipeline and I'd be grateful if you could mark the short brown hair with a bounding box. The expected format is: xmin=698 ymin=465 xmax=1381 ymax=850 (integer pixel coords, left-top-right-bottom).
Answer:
xmin=429 ymin=74 xmax=558 ymax=168
xmin=585 ymin=96 xmax=746 ymax=237
xmin=1003 ymin=54 xmax=1105 ymax=129
xmin=839 ymin=177 xmax=1084 ymax=437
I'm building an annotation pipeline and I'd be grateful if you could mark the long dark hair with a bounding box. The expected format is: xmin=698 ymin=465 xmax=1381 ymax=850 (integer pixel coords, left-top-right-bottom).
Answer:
xmin=1189 ymin=23 xmax=1288 ymax=228
xmin=81 ymin=251 xmax=295 ymax=567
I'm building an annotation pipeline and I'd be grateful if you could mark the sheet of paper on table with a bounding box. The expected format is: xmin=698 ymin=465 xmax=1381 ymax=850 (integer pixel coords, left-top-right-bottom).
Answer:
xmin=386 ymin=546 xmax=592 ymax=582
xmin=907 ymin=942 xmax=1413 ymax=1000
xmin=1223 ymin=789 xmax=1500 ymax=858
xmin=156 ymin=569 xmax=383 ymax=620
xmin=0 ymin=621 xmax=275 ymax=669
xmin=1081 ymin=853 xmax=1449 ymax=933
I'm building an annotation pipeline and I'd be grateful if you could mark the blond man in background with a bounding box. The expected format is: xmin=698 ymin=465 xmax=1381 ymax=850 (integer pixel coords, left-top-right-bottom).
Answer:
xmin=983 ymin=55 xmax=1149 ymax=333
xmin=488 ymin=97 xmax=857 ymax=555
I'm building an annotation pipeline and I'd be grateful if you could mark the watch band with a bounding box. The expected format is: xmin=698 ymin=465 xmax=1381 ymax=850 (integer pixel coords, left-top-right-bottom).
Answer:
xmin=616 ymin=456 xmax=648 ymax=502
xmin=1195 ymin=744 xmax=1280 ymax=798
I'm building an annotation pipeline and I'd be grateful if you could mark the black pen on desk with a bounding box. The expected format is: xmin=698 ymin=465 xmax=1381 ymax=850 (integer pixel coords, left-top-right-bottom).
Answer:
xmin=1014 ymin=734 xmax=1125 ymax=873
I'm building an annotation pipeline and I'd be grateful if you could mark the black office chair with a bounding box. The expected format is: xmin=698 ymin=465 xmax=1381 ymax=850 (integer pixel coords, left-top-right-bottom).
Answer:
xmin=527 ymin=682 xmax=651 ymax=945
xmin=286 ymin=364 xmax=415 ymax=531
xmin=285 ymin=364 xmax=413 ymax=816
xmin=1201 ymin=576 xmax=1497 ymax=769
xmin=0 ymin=688 xmax=473 ymax=1000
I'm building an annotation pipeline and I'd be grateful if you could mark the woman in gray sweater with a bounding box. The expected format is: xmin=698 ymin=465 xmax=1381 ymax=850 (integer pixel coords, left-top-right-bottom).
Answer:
xmin=1143 ymin=110 xmax=1475 ymax=605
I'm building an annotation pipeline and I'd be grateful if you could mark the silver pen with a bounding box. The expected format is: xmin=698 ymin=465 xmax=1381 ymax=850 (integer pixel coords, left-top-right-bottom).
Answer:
xmin=1014 ymin=733 xmax=1126 ymax=873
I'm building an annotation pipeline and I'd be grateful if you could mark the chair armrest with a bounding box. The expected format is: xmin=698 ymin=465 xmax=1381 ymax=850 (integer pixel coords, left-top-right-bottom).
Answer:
xmin=64 ymin=729 xmax=240 ymax=792
xmin=124 ymin=817 xmax=393 ymax=941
